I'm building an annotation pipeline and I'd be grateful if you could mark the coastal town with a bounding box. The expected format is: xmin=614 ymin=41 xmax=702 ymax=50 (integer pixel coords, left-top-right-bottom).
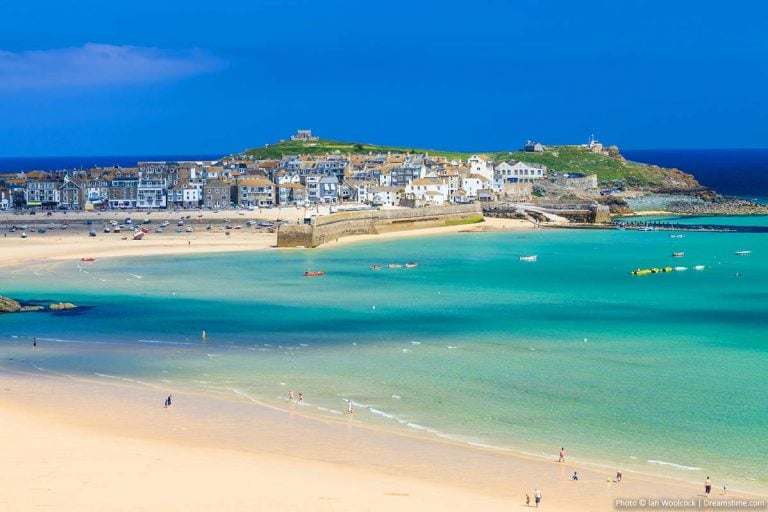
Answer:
xmin=0 ymin=130 xmax=626 ymax=213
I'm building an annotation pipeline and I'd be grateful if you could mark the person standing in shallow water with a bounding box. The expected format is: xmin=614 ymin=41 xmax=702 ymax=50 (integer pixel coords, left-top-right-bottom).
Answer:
xmin=558 ymin=447 xmax=565 ymax=462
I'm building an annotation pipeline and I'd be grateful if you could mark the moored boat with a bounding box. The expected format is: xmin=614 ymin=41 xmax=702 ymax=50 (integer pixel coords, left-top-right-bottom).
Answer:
xmin=304 ymin=270 xmax=325 ymax=277
xmin=81 ymin=257 xmax=95 ymax=262
xmin=132 ymin=231 xmax=145 ymax=240
xmin=388 ymin=263 xmax=402 ymax=269
xmin=674 ymin=266 xmax=688 ymax=271
xmin=405 ymin=262 xmax=418 ymax=268
xmin=371 ymin=264 xmax=381 ymax=270
xmin=693 ymin=265 xmax=705 ymax=271
xmin=735 ymin=250 xmax=751 ymax=256
xmin=672 ymin=252 xmax=684 ymax=257
xmin=519 ymin=255 xmax=537 ymax=262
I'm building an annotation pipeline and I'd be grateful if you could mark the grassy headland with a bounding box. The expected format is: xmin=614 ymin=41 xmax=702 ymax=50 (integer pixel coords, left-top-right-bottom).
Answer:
xmin=242 ymin=139 xmax=701 ymax=191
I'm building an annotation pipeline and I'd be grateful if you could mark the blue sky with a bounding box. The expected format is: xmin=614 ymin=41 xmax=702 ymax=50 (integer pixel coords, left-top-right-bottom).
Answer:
xmin=1 ymin=0 xmax=765 ymax=156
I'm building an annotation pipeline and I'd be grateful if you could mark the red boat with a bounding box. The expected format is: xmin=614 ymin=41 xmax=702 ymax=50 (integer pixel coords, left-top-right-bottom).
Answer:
xmin=132 ymin=231 xmax=145 ymax=240
xmin=81 ymin=257 xmax=95 ymax=262
xmin=304 ymin=271 xmax=325 ymax=277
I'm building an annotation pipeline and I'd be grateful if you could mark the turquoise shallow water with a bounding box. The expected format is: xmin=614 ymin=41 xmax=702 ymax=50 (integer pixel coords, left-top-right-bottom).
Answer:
xmin=1 ymin=223 xmax=767 ymax=493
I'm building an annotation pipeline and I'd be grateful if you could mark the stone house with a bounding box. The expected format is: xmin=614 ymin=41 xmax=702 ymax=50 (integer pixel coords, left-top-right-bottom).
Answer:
xmin=203 ymin=179 xmax=231 ymax=209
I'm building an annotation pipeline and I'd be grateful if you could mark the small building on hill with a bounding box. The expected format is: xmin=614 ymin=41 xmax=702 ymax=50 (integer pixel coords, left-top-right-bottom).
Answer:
xmin=523 ymin=141 xmax=545 ymax=153
xmin=290 ymin=129 xmax=319 ymax=141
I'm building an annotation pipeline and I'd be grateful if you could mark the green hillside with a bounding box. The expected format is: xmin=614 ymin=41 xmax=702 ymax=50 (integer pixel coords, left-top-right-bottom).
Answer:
xmin=243 ymin=138 xmax=471 ymax=160
xmin=242 ymin=139 xmax=701 ymax=190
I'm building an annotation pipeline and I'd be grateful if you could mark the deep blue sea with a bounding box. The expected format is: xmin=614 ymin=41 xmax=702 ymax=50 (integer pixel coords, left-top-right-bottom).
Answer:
xmin=623 ymin=149 xmax=768 ymax=203
xmin=0 ymin=155 xmax=224 ymax=173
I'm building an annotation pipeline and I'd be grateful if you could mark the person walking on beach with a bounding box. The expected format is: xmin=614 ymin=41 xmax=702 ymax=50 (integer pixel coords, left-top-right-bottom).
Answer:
xmin=298 ymin=392 xmax=303 ymax=403
xmin=525 ymin=493 xmax=531 ymax=506
xmin=347 ymin=399 xmax=353 ymax=414
xmin=289 ymin=390 xmax=294 ymax=401
xmin=616 ymin=470 xmax=623 ymax=483
xmin=705 ymin=476 xmax=712 ymax=496
xmin=558 ymin=447 xmax=565 ymax=462
xmin=534 ymin=488 xmax=542 ymax=508
xmin=722 ymin=483 xmax=728 ymax=495
xmin=164 ymin=395 xmax=172 ymax=408
xmin=571 ymin=471 xmax=579 ymax=481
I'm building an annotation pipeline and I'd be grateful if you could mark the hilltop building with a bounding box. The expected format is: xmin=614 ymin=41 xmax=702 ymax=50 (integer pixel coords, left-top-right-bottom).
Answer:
xmin=290 ymin=129 xmax=319 ymax=141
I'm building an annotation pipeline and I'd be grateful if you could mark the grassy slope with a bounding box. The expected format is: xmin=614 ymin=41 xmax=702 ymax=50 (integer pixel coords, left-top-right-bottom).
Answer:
xmin=242 ymin=140 xmax=692 ymax=188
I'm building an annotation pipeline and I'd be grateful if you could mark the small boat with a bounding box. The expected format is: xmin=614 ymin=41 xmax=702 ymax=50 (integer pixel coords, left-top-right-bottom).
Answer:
xmin=388 ymin=263 xmax=402 ymax=269
xmin=89 ymin=229 xmax=97 ymax=237
xmin=155 ymin=228 xmax=164 ymax=233
xmin=37 ymin=228 xmax=46 ymax=234
xmin=669 ymin=234 xmax=685 ymax=239
xmin=185 ymin=226 xmax=193 ymax=232
xmin=132 ymin=231 xmax=145 ymax=240
xmin=674 ymin=266 xmax=688 ymax=271
xmin=672 ymin=252 xmax=684 ymax=257
xmin=140 ymin=226 xmax=150 ymax=233
xmin=20 ymin=231 xmax=28 ymax=238
xmin=160 ymin=221 xmax=170 ymax=228
xmin=104 ymin=226 xmax=111 ymax=233
xmin=113 ymin=225 xmax=121 ymax=233
xmin=371 ymin=264 xmax=381 ymax=270
xmin=304 ymin=271 xmax=325 ymax=277
xmin=735 ymin=250 xmax=751 ymax=256
xmin=81 ymin=257 xmax=95 ymax=262
xmin=693 ymin=265 xmax=705 ymax=271
xmin=519 ymin=255 xmax=537 ymax=262
xmin=405 ymin=262 xmax=418 ymax=268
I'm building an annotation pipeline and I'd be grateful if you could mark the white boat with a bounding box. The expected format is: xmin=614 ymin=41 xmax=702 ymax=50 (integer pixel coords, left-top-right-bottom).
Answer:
xmin=405 ymin=262 xmax=418 ymax=268
xmin=669 ymin=234 xmax=685 ymax=239
xmin=693 ymin=265 xmax=705 ymax=271
xmin=20 ymin=231 xmax=28 ymax=238
xmin=735 ymin=250 xmax=751 ymax=256
xmin=388 ymin=263 xmax=402 ymax=269
xmin=674 ymin=266 xmax=688 ymax=271
xmin=519 ymin=255 xmax=538 ymax=262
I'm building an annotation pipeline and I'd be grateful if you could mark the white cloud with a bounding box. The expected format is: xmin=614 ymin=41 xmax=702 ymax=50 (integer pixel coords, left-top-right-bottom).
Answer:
xmin=0 ymin=43 xmax=225 ymax=89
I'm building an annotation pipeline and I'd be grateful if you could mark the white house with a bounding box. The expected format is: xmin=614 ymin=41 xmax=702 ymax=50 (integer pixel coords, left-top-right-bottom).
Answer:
xmin=366 ymin=186 xmax=401 ymax=207
xmin=467 ymin=155 xmax=493 ymax=181
xmin=461 ymin=173 xmax=492 ymax=200
xmin=406 ymin=177 xmax=449 ymax=206
xmin=494 ymin=161 xmax=547 ymax=184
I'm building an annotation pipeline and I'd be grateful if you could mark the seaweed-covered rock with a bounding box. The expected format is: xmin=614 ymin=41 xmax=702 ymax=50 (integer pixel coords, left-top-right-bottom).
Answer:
xmin=0 ymin=295 xmax=22 ymax=313
xmin=49 ymin=302 xmax=77 ymax=311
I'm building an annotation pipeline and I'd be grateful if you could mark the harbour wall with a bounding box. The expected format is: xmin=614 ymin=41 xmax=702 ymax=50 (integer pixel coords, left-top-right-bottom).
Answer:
xmin=277 ymin=204 xmax=483 ymax=248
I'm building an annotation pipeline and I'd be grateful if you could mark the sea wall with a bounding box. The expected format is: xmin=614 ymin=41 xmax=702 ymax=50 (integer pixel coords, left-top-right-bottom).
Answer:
xmin=277 ymin=204 xmax=483 ymax=248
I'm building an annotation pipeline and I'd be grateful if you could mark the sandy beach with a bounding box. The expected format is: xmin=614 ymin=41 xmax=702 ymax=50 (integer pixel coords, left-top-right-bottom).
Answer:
xmin=1 ymin=368 xmax=749 ymax=512
xmin=0 ymin=207 xmax=532 ymax=266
